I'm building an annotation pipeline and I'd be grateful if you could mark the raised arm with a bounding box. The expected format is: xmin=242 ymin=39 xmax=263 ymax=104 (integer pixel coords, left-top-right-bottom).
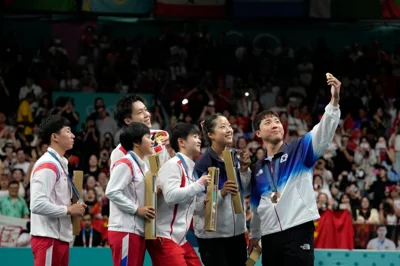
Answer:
xmin=302 ymin=74 xmax=341 ymax=167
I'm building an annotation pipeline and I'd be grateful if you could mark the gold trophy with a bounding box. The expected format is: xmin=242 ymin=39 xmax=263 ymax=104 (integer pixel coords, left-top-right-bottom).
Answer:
xmin=222 ymin=150 xmax=243 ymax=214
xmin=144 ymin=154 xmax=161 ymax=239
xmin=71 ymin=170 xmax=83 ymax=236
xmin=204 ymin=167 xmax=219 ymax=232
xmin=246 ymin=240 xmax=262 ymax=266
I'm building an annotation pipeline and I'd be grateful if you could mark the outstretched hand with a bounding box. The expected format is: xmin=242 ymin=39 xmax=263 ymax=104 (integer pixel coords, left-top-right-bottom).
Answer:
xmin=326 ymin=73 xmax=341 ymax=106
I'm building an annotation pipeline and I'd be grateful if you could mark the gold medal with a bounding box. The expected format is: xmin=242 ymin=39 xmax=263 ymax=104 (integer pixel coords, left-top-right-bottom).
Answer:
xmin=154 ymin=132 xmax=164 ymax=144
xmin=271 ymin=191 xmax=281 ymax=204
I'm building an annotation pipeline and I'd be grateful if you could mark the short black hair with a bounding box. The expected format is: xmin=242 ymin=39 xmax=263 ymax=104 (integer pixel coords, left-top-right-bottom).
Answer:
xmin=15 ymin=148 xmax=25 ymax=154
xmin=38 ymin=115 xmax=71 ymax=145
xmin=83 ymin=212 xmax=93 ymax=219
xmin=201 ymin=113 xmax=223 ymax=146
xmin=12 ymin=168 xmax=25 ymax=176
xmin=8 ymin=180 xmax=19 ymax=187
xmin=170 ymin=123 xmax=201 ymax=152
xmin=119 ymin=122 xmax=150 ymax=152
xmin=114 ymin=94 xmax=146 ymax=127
xmin=252 ymin=110 xmax=279 ymax=131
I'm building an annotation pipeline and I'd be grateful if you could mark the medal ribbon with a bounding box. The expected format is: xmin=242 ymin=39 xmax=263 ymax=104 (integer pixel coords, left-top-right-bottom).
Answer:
xmin=47 ymin=151 xmax=82 ymax=202
xmin=176 ymin=153 xmax=198 ymax=182
xmin=263 ymin=158 xmax=280 ymax=193
xmin=128 ymin=151 xmax=145 ymax=177
xmin=82 ymin=228 xmax=93 ymax=248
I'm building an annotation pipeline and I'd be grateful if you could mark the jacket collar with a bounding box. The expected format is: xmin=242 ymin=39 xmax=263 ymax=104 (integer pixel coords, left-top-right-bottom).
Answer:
xmin=263 ymin=143 xmax=287 ymax=161
xmin=208 ymin=147 xmax=237 ymax=162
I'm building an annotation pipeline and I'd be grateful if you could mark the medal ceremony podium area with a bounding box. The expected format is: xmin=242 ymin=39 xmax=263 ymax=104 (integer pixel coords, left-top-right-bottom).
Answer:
xmin=1 ymin=248 xmax=399 ymax=266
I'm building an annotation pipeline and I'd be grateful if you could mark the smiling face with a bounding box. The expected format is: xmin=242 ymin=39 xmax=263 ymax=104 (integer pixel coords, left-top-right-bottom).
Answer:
xmin=256 ymin=114 xmax=284 ymax=144
xmin=127 ymin=100 xmax=152 ymax=128
xmin=86 ymin=189 xmax=96 ymax=202
xmin=88 ymin=155 xmax=98 ymax=167
xmin=208 ymin=116 xmax=233 ymax=146
xmin=86 ymin=175 xmax=96 ymax=188
xmin=136 ymin=134 xmax=154 ymax=156
xmin=181 ymin=133 xmax=202 ymax=157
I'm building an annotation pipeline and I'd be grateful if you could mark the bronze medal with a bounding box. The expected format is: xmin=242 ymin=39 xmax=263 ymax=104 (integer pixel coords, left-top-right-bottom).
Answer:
xmin=271 ymin=191 xmax=281 ymax=204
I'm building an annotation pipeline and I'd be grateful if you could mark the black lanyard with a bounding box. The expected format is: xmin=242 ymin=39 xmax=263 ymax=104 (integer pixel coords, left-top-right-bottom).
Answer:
xmin=176 ymin=153 xmax=197 ymax=182
xmin=47 ymin=151 xmax=82 ymax=201
xmin=128 ymin=151 xmax=145 ymax=177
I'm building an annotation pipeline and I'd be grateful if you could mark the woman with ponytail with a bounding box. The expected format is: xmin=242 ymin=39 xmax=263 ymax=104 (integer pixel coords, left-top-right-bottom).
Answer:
xmin=194 ymin=113 xmax=252 ymax=266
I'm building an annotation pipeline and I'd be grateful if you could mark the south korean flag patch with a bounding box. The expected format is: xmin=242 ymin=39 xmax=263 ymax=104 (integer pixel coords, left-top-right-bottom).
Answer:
xmin=280 ymin=153 xmax=288 ymax=163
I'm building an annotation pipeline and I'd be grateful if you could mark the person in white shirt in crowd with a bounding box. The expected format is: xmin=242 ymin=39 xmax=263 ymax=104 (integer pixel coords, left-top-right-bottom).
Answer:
xmin=30 ymin=115 xmax=86 ymax=266
xmin=106 ymin=122 xmax=156 ymax=266
xmin=110 ymin=94 xmax=173 ymax=168
xmin=367 ymin=225 xmax=396 ymax=250
xmin=147 ymin=123 xmax=211 ymax=266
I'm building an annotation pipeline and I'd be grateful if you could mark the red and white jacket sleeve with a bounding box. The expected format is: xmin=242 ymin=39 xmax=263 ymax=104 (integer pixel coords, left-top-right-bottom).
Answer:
xmin=106 ymin=161 xmax=138 ymax=215
xmin=158 ymin=161 xmax=205 ymax=205
xmin=30 ymin=163 xmax=68 ymax=217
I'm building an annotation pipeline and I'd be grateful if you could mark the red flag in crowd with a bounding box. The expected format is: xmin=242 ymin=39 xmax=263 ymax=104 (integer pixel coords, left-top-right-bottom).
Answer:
xmin=333 ymin=210 xmax=354 ymax=249
xmin=314 ymin=209 xmax=337 ymax=249
xmin=382 ymin=0 xmax=400 ymax=19
xmin=314 ymin=210 xmax=354 ymax=249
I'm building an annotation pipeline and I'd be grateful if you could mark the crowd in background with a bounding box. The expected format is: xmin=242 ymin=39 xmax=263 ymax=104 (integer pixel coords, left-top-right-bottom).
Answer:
xmin=0 ymin=21 xmax=400 ymax=248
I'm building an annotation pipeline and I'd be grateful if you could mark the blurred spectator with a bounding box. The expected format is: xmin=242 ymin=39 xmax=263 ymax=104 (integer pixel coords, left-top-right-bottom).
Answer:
xmin=317 ymin=192 xmax=333 ymax=212
xmin=367 ymin=225 xmax=396 ymax=250
xmin=13 ymin=149 xmax=29 ymax=174
xmin=55 ymin=98 xmax=80 ymax=133
xmin=354 ymin=196 xmax=380 ymax=224
xmin=95 ymin=105 xmax=118 ymax=142
xmin=313 ymin=174 xmax=332 ymax=200
xmin=73 ymin=213 xmax=103 ymax=247
xmin=86 ymin=155 xmax=101 ymax=178
xmin=18 ymin=77 xmax=42 ymax=113
xmin=16 ymin=221 xmax=31 ymax=247
xmin=11 ymin=168 xmax=26 ymax=199
xmin=365 ymin=165 xmax=394 ymax=209
xmin=84 ymin=187 xmax=103 ymax=220
xmin=59 ymin=70 xmax=79 ymax=91
xmin=0 ymin=180 xmax=29 ymax=218
xmin=0 ymin=174 xmax=9 ymax=198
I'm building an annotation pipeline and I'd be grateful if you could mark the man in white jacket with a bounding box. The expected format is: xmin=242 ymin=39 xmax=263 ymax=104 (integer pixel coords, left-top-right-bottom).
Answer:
xmin=30 ymin=115 xmax=86 ymax=266
xmin=248 ymin=73 xmax=342 ymax=266
xmin=110 ymin=94 xmax=173 ymax=167
xmin=147 ymin=123 xmax=211 ymax=266
xmin=106 ymin=122 xmax=156 ymax=266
